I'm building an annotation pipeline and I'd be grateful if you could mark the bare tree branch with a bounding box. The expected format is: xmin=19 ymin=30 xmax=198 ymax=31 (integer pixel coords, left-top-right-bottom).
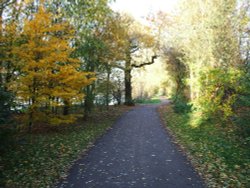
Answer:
xmin=131 ymin=55 xmax=158 ymax=68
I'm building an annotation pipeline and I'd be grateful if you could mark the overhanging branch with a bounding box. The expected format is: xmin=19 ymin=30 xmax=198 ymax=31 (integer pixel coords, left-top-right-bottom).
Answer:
xmin=131 ymin=55 xmax=158 ymax=68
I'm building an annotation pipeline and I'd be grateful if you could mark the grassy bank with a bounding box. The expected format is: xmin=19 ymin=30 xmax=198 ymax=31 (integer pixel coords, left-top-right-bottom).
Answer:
xmin=159 ymin=105 xmax=250 ymax=188
xmin=1 ymin=106 xmax=131 ymax=187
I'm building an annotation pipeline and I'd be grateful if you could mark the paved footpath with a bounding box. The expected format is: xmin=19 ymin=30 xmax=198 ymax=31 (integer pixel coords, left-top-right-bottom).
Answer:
xmin=56 ymin=103 xmax=205 ymax=188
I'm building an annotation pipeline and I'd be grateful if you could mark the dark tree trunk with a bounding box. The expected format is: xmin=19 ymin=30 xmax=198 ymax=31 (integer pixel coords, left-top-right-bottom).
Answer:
xmin=117 ymin=99 xmax=121 ymax=105
xmin=123 ymin=54 xmax=158 ymax=106
xmin=83 ymin=60 xmax=96 ymax=120
xmin=28 ymin=111 xmax=33 ymax=133
xmin=63 ymin=99 xmax=70 ymax=115
xmin=0 ymin=10 xmax=2 ymax=87
xmin=116 ymin=89 xmax=122 ymax=105
xmin=84 ymin=83 xmax=95 ymax=120
xmin=124 ymin=59 xmax=134 ymax=106
xmin=28 ymin=97 xmax=35 ymax=133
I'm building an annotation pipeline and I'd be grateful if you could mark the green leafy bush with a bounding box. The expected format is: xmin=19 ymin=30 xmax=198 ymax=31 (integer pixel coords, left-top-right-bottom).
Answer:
xmin=173 ymin=100 xmax=192 ymax=114
xmin=172 ymin=94 xmax=192 ymax=114
xmin=197 ymin=68 xmax=241 ymax=121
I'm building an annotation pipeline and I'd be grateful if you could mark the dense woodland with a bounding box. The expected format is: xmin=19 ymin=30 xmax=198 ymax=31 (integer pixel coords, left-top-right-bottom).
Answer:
xmin=0 ymin=0 xmax=249 ymax=187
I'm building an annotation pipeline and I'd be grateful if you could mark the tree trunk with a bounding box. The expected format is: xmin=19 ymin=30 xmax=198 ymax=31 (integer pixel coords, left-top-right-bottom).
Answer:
xmin=117 ymin=88 xmax=122 ymax=105
xmin=124 ymin=59 xmax=134 ymax=105
xmin=84 ymin=83 xmax=95 ymax=120
xmin=105 ymin=66 xmax=111 ymax=108
xmin=0 ymin=9 xmax=3 ymax=87
xmin=83 ymin=60 xmax=96 ymax=120
xmin=123 ymin=54 xmax=157 ymax=105
xmin=63 ymin=99 xmax=70 ymax=115
xmin=28 ymin=110 xmax=33 ymax=133
xmin=28 ymin=97 xmax=35 ymax=133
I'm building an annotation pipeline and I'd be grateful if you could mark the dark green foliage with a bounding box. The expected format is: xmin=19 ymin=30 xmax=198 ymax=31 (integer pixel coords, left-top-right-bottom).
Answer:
xmin=172 ymin=95 xmax=192 ymax=114
xmin=163 ymin=48 xmax=191 ymax=114
xmin=173 ymin=100 xmax=192 ymax=114
xmin=164 ymin=48 xmax=188 ymax=100
xmin=233 ymin=70 xmax=250 ymax=140
xmin=234 ymin=95 xmax=250 ymax=137
xmin=0 ymin=87 xmax=13 ymax=124
xmin=0 ymin=87 xmax=15 ymax=153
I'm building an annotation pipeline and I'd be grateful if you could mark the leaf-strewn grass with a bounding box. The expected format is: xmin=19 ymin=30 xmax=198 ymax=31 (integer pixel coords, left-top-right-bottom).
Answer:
xmin=1 ymin=106 xmax=131 ymax=187
xmin=159 ymin=105 xmax=250 ymax=188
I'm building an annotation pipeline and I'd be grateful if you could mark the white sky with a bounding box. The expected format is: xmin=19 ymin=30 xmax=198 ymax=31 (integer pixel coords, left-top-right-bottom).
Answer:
xmin=110 ymin=0 xmax=180 ymax=21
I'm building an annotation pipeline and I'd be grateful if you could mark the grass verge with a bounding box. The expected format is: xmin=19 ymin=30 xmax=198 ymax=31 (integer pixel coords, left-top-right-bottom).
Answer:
xmin=159 ymin=104 xmax=250 ymax=188
xmin=135 ymin=98 xmax=161 ymax=104
xmin=1 ymin=105 xmax=131 ymax=187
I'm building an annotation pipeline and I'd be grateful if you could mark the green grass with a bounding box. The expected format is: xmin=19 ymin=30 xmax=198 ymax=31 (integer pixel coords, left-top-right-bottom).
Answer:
xmin=159 ymin=105 xmax=250 ymax=188
xmin=1 ymin=106 xmax=131 ymax=187
xmin=135 ymin=98 xmax=161 ymax=104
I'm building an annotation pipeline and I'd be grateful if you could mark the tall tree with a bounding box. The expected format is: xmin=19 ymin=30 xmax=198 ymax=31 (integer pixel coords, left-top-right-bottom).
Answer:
xmin=114 ymin=14 xmax=158 ymax=105
xmin=98 ymin=13 xmax=128 ymax=107
xmin=58 ymin=0 xmax=113 ymax=118
xmin=11 ymin=4 xmax=94 ymax=130
xmin=163 ymin=47 xmax=187 ymax=101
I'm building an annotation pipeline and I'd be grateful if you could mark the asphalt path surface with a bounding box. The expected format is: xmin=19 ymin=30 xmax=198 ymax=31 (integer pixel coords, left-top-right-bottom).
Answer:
xmin=56 ymin=102 xmax=205 ymax=188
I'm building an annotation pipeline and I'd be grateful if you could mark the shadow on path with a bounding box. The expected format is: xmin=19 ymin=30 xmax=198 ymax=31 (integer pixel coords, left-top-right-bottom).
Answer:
xmin=56 ymin=101 xmax=204 ymax=188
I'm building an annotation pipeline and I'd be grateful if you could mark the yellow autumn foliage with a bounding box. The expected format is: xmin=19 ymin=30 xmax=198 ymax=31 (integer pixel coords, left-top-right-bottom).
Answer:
xmin=9 ymin=4 xmax=95 ymax=128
